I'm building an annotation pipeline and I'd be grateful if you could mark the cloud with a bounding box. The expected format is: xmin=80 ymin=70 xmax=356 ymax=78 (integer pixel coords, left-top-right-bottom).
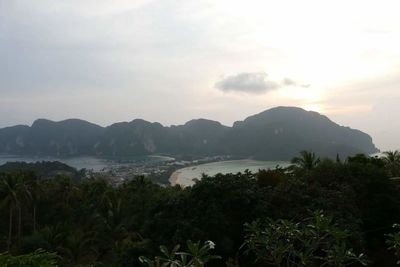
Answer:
xmin=215 ymin=73 xmax=310 ymax=94
xmin=283 ymin=78 xmax=310 ymax=88
xmin=215 ymin=72 xmax=280 ymax=94
xmin=282 ymin=78 xmax=296 ymax=86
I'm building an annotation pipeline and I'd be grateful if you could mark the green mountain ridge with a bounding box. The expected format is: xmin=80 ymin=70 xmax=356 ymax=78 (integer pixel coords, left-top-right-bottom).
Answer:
xmin=0 ymin=107 xmax=379 ymax=159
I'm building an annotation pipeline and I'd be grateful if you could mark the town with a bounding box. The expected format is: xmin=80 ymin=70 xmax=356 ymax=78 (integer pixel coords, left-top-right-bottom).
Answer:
xmin=85 ymin=155 xmax=231 ymax=186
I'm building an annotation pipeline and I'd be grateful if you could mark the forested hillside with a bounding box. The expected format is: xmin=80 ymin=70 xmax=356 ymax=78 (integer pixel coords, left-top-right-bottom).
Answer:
xmin=1 ymin=151 xmax=400 ymax=266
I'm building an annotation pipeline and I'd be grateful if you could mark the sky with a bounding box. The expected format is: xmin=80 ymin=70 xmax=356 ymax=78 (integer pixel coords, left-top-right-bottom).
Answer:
xmin=0 ymin=0 xmax=399 ymax=150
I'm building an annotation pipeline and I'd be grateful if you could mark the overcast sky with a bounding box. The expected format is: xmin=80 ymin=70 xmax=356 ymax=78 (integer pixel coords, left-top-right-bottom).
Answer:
xmin=0 ymin=0 xmax=399 ymax=150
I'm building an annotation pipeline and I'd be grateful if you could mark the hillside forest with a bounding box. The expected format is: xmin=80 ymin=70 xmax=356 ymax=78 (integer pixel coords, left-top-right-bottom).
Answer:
xmin=1 ymin=151 xmax=400 ymax=266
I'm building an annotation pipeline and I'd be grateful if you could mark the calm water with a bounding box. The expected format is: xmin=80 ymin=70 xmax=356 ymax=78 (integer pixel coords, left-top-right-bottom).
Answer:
xmin=171 ymin=160 xmax=290 ymax=186
xmin=0 ymin=154 xmax=174 ymax=172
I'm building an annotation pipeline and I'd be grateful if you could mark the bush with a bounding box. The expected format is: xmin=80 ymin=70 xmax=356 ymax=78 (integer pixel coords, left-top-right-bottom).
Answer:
xmin=0 ymin=249 xmax=59 ymax=267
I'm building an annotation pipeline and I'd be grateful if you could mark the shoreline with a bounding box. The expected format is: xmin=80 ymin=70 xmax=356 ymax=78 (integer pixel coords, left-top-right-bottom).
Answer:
xmin=168 ymin=158 xmax=229 ymax=186
xmin=169 ymin=159 xmax=291 ymax=186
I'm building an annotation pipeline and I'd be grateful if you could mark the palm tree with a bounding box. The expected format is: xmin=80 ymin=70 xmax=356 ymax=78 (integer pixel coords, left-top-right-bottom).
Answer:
xmin=133 ymin=175 xmax=150 ymax=189
xmin=38 ymin=224 xmax=67 ymax=250
xmin=57 ymin=229 xmax=97 ymax=265
xmin=16 ymin=176 xmax=30 ymax=241
xmin=290 ymin=150 xmax=320 ymax=172
xmin=24 ymin=175 xmax=42 ymax=233
xmin=382 ymin=150 xmax=400 ymax=177
xmin=101 ymin=190 xmax=125 ymax=233
xmin=0 ymin=174 xmax=20 ymax=250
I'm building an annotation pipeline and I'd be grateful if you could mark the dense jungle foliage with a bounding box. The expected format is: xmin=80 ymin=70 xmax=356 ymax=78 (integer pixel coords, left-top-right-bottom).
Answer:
xmin=1 ymin=151 xmax=400 ymax=266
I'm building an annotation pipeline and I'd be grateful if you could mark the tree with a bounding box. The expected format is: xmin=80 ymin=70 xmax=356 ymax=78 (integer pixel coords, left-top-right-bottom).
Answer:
xmin=242 ymin=211 xmax=368 ymax=267
xmin=386 ymin=224 xmax=400 ymax=264
xmin=0 ymin=249 xmax=59 ymax=267
xmin=24 ymin=174 xmax=42 ymax=233
xmin=57 ymin=229 xmax=97 ymax=265
xmin=290 ymin=150 xmax=320 ymax=173
xmin=382 ymin=150 xmax=400 ymax=177
xmin=139 ymin=240 xmax=221 ymax=267
xmin=16 ymin=174 xmax=33 ymax=241
xmin=0 ymin=174 xmax=20 ymax=250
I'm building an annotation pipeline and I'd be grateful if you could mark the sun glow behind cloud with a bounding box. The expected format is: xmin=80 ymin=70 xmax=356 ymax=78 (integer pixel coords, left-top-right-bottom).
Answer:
xmin=205 ymin=0 xmax=400 ymax=85
xmin=198 ymin=0 xmax=400 ymax=125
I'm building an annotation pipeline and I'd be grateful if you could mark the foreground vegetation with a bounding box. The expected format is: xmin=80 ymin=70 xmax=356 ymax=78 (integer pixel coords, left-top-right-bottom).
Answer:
xmin=1 ymin=151 xmax=400 ymax=266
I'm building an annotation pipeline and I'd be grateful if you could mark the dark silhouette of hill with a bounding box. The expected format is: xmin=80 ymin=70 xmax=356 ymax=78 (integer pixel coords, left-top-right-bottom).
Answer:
xmin=226 ymin=107 xmax=377 ymax=159
xmin=0 ymin=161 xmax=80 ymax=179
xmin=0 ymin=107 xmax=378 ymax=159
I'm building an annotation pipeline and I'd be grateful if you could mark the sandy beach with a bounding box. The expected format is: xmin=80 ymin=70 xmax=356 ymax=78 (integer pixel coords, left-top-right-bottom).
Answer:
xmin=168 ymin=160 xmax=290 ymax=187
xmin=169 ymin=170 xmax=181 ymax=186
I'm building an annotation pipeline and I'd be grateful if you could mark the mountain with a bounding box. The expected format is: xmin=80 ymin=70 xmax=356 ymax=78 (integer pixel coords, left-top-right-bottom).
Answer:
xmin=167 ymin=119 xmax=229 ymax=156
xmin=94 ymin=119 xmax=167 ymax=157
xmin=226 ymin=107 xmax=378 ymax=159
xmin=0 ymin=107 xmax=379 ymax=159
xmin=0 ymin=119 xmax=103 ymax=156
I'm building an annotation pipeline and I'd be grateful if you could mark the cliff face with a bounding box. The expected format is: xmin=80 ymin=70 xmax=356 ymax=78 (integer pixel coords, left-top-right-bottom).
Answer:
xmin=0 ymin=107 xmax=379 ymax=159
